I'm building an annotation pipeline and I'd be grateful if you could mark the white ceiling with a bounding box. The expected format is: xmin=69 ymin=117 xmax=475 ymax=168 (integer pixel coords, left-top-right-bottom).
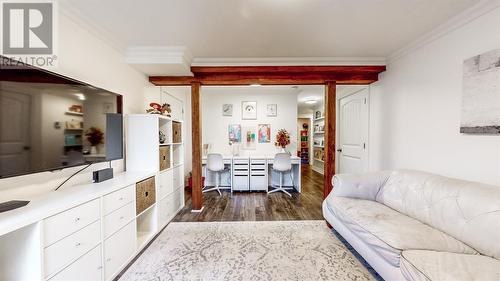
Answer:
xmin=64 ymin=0 xmax=478 ymax=60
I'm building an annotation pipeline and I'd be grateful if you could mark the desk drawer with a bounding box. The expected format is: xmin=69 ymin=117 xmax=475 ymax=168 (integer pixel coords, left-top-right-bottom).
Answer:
xmin=158 ymin=169 xmax=173 ymax=199
xmin=251 ymin=159 xmax=266 ymax=164
xmin=49 ymin=245 xmax=102 ymax=281
xmin=104 ymin=221 xmax=136 ymax=280
xmin=250 ymin=175 xmax=267 ymax=191
xmin=103 ymin=185 xmax=134 ymax=215
xmin=104 ymin=202 xmax=135 ymax=239
xmin=233 ymin=175 xmax=249 ymax=191
xmin=44 ymin=199 xmax=100 ymax=247
xmin=44 ymin=220 xmax=101 ymax=278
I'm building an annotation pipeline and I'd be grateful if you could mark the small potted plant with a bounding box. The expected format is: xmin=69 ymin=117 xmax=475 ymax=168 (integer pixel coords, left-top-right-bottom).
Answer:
xmin=275 ymin=129 xmax=291 ymax=153
xmin=85 ymin=127 xmax=104 ymax=154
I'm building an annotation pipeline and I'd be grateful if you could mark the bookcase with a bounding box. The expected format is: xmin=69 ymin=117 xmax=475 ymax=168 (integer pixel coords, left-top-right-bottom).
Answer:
xmin=126 ymin=114 xmax=185 ymax=238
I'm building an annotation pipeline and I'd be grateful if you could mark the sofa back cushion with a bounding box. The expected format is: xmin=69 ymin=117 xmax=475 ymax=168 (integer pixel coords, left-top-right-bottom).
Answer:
xmin=376 ymin=170 xmax=500 ymax=260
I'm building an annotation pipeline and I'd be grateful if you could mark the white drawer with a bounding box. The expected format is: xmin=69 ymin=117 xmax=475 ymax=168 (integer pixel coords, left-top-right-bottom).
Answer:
xmin=44 ymin=199 xmax=100 ymax=247
xmin=158 ymin=169 xmax=173 ymax=199
xmin=250 ymin=175 xmax=268 ymax=191
xmin=104 ymin=221 xmax=136 ymax=281
xmin=233 ymin=175 xmax=249 ymax=191
xmin=251 ymin=159 xmax=266 ymax=164
xmin=157 ymin=195 xmax=173 ymax=227
xmin=49 ymin=245 xmax=102 ymax=281
xmin=173 ymin=166 xmax=184 ymax=189
xmin=103 ymin=185 xmax=134 ymax=215
xmin=44 ymin=220 xmax=101 ymax=278
xmin=104 ymin=202 xmax=135 ymax=239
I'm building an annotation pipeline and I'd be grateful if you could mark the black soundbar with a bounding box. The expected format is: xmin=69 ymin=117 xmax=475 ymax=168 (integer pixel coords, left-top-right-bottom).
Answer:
xmin=93 ymin=168 xmax=114 ymax=183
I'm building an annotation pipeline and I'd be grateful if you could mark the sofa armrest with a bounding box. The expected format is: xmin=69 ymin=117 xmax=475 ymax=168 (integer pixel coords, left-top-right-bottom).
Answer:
xmin=331 ymin=171 xmax=391 ymax=201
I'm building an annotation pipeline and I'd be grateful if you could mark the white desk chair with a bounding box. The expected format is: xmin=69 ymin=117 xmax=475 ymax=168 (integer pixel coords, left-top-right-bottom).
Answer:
xmin=268 ymin=153 xmax=293 ymax=197
xmin=203 ymin=153 xmax=226 ymax=196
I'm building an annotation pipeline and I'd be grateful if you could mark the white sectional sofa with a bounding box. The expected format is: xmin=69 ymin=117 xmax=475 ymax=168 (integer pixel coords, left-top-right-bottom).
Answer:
xmin=322 ymin=170 xmax=500 ymax=281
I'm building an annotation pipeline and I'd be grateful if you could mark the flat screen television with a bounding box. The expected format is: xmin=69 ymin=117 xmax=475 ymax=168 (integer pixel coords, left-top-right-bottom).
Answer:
xmin=0 ymin=59 xmax=123 ymax=179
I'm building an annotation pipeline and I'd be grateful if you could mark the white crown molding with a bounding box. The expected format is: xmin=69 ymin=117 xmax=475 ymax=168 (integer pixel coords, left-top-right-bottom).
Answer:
xmin=387 ymin=0 xmax=500 ymax=64
xmin=125 ymin=46 xmax=193 ymax=66
xmin=191 ymin=57 xmax=386 ymax=66
xmin=58 ymin=1 xmax=127 ymax=54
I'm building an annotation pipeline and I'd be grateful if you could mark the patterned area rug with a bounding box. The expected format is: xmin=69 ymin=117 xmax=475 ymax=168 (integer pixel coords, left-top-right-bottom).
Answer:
xmin=120 ymin=221 xmax=376 ymax=281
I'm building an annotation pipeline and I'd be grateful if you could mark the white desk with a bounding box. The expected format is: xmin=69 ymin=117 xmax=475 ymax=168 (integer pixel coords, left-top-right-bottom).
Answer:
xmin=202 ymin=155 xmax=301 ymax=193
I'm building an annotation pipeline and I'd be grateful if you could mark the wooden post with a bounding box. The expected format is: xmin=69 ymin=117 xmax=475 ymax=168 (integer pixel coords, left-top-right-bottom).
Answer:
xmin=324 ymin=81 xmax=336 ymax=198
xmin=191 ymin=82 xmax=203 ymax=211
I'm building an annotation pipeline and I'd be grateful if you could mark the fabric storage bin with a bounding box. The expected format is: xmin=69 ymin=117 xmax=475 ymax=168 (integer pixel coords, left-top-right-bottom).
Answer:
xmin=136 ymin=177 xmax=156 ymax=215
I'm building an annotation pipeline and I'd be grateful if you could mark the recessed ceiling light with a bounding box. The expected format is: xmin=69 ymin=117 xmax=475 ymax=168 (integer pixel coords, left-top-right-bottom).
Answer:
xmin=249 ymin=83 xmax=261 ymax=87
xmin=305 ymin=99 xmax=317 ymax=104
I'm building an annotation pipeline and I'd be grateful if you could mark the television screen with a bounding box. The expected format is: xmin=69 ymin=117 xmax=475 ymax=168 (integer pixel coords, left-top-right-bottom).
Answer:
xmin=0 ymin=61 xmax=123 ymax=178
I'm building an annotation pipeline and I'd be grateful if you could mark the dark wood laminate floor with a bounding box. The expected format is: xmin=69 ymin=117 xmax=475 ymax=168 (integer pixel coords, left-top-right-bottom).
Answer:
xmin=173 ymin=165 xmax=324 ymax=222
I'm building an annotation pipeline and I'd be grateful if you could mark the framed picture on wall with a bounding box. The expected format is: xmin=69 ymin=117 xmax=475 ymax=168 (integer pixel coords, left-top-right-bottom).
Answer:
xmin=222 ymin=104 xmax=233 ymax=116
xmin=258 ymin=124 xmax=271 ymax=143
xmin=266 ymin=104 xmax=277 ymax=117
xmin=242 ymin=101 xmax=257 ymax=120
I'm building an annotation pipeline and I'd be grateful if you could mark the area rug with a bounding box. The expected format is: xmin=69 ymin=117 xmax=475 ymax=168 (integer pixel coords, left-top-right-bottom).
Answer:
xmin=120 ymin=221 xmax=377 ymax=281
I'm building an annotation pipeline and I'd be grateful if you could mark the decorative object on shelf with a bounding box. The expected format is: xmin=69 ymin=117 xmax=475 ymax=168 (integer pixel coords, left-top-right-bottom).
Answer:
xmin=275 ymin=129 xmax=291 ymax=153
xmin=258 ymin=124 xmax=271 ymax=143
xmin=146 ymin=102 xmax=162 ymax=114
xmin=266 ymin=104 xmax=277 ymax=117
xmin=315 ymin=110 xmax=322 ymax=119
xmin=85 ymin=127 xmax=104 ymax=154
xmin=242 ymin=126 xmax=257 ymax=150
xmin=68 ymin=104 xmax=83 ymax=113
xmin=461 ymin=48 xmax=500 ymax=134
xmin=161 ymin=103 xmax=172 ymax=117
xmin=65 ymin=119 xmax=83 ymax=129
xmin=228 ymin=124 xmax=241 ymax=142
xmin=302 ymin=123 xmax=309 ymax=129
xmin=222 ymin=104 xmax=233 ymax=116
xmin=242 ymin=101 xmax=257 ymax=120
xmin=159 ymin=131 xmax=166 ymax=144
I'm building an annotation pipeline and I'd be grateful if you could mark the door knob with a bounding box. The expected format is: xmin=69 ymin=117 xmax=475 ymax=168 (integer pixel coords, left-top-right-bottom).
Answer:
xmin=337 ymin=149 xmax=342 ymax=153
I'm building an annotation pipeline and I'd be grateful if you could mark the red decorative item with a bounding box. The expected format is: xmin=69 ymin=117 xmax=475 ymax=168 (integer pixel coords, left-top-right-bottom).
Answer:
xmin=275 ymin=129 xmax=291 ymax=148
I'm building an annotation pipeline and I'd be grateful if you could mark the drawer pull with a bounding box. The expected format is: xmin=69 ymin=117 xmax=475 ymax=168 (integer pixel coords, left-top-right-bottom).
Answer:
xmin=120 ymin=216 xmax=125 ymax=220
xmin=106 ymin=258 xmax=111 ymax=262
xmin=75 ymin=242 xmax=81 ymax=247
xmin=97 ymin=266 xmax=103 ymax=270
xmin=119 ymin=197 xmax=124 ymax=201
xmin=74 ymin=217 xmax=81 ymax=222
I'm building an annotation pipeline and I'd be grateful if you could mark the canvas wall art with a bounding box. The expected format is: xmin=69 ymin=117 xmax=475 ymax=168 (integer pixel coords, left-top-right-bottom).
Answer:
xmin=228 ymin=124 xmax=241 ymax=142
xmin=258 ymin=124 xmax=271 ymax=143
xmin=242 ymin=101 xmax=257 ymax=120
xmin=242 ymin=126 xmax=257 ymax=150
xmin=461 ymin=48 xmax=500 ymax=134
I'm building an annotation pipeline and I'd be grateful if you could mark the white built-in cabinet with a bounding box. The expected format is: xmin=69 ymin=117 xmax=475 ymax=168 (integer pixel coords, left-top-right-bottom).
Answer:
xmin=0 ymin=115 xmax=185 ymax=281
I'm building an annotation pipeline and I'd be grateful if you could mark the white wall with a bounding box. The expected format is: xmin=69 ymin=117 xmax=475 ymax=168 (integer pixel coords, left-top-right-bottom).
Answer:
xmin=370 ymin=5 xmax=500 ymax=185
xmin=201 ymin=87 xmax=298 ymax=156
xmin=0 ymin=11 xmax=150 ymax=198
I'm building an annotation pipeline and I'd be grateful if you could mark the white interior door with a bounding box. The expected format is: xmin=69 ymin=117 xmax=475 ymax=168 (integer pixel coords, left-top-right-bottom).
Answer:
xmin=337 ymin=88 xmax=368 ymax=174
xmin=0 ymin=91 xmax=31 ymax=175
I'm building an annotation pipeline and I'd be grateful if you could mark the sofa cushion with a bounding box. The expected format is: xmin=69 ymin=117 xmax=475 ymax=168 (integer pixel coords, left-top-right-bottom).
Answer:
xmin=401 ymin=250 xmax=500 ymax=281
xmin=326 ymin=196 xmax=477 ymax=267
xmin=376 ymin=170 xmax=500 ymax=260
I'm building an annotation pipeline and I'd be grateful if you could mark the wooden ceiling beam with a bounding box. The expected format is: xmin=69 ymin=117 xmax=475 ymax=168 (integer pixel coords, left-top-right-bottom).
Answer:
xmin=149 ymin=65 xmax=386 ymax=86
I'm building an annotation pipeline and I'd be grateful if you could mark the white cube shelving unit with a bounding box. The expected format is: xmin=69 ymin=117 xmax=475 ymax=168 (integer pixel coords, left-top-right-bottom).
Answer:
xmin=126 ymin=114 xmax=185 ymax=239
